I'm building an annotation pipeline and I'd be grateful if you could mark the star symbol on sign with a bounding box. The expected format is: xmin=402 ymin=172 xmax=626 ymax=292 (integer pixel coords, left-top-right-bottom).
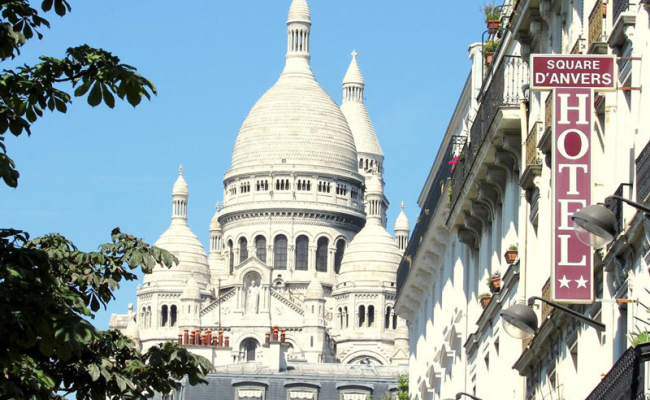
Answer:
xmin=558 ymin=275 xmax=571 ymax=288
xmin=576 ymin=276 xmax=588 ymax=289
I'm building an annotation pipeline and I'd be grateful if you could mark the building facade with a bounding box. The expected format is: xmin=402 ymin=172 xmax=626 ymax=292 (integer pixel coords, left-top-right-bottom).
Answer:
xmin=110 ymin=0 xmax=409 ymax=399
xmin=395 ymin=0 xmax=650 ymax=399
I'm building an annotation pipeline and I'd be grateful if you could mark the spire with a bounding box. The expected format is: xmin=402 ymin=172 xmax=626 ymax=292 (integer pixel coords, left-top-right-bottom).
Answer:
xmin=394 ymin=201 xmax=410 ymax=252
xmin=283 ymin=0 xmax=313 ymax=75
xmin=343 ymin=50 xmax=365 ymax=103
xmin=171 ymin=165 xmax=188 ymax=224
xmin=365 ymin=173 xmax=385 ymax=226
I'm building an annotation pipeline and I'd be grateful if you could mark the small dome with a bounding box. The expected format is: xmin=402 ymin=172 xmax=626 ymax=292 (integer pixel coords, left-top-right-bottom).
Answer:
xmin=210 ymin=203 xmax=222 ymax=231
xmin=173 ymin=165 xmax=188 ymax=195
xmin=288 ymin=0 xmax=311 ymax=23
xmin=365 ymin=174 xmax=383 ymax=194
xmin=337 ymin=223 xmax=402 ymax=283
xmin=343 ymin=50 xmax=364 ymax=85
xmin=181 ymin=275 xmax=201 ymax=299
xmin=305 ymin=277 xmax=324 ymax=299
xmin=395 ymin=201 xmax=410 ymax=231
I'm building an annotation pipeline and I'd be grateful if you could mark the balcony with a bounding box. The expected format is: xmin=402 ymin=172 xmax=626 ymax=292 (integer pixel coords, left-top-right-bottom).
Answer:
xmin=585 ymin=343 xmax=650 ymax=400
xmin=396 ymin=136 xmax=467 ymax=297
xmin=613 ymin=0 xmax=630 ymax=25
xmin=448 ymin=56 xmax=529 ymax=213
xmin=636 ymin=140 xmax=650 ymax=205
xmin=588 ymin=0 xmax=607 ymax=53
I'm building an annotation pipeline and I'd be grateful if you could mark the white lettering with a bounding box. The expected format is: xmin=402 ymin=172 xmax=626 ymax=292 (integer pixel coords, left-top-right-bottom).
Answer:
xmin=558 ymin=199 xmax=587 ymax=229
xmin=557 ymin=93 xmax=589 ymax=125
xmin=558 ymin=234 xmax=587 ymax=266
xmin=557 ymin=129 xmax=590 ymax=160
xmin=559 ymin=164 xmax=588 ymax=194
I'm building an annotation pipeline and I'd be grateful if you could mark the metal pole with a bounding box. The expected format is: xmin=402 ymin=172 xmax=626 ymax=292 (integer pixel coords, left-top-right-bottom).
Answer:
xmin=528 ymin=296 xmax=606 ymax=331
xmin=606 ymin=195 xmax=650 ymax=215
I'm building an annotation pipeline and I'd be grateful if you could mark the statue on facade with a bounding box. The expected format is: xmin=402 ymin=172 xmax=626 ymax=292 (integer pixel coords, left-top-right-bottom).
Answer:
xmin=245 ymin=280 xmax=260 ymax=314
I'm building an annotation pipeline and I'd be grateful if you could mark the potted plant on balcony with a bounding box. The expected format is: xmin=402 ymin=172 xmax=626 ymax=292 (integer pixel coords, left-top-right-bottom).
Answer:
xmin=487 ymin=271 xmax=501 ymax=294
xmin=483 ymin=39 xmax=499 ymax=64
xmin=479 ymin=293 xmax=492 ymax=309
xmin=482 ymin=2 xmax=500 ymax=33
xmin=505 ymin=245 xmax=518 ymax=264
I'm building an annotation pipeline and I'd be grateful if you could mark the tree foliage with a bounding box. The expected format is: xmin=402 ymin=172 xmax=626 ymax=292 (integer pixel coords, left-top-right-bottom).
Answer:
xmin=0 ymin=2 xmax=212 ymax=399
xmin=0 ymin=0 xmax=157 ymax=188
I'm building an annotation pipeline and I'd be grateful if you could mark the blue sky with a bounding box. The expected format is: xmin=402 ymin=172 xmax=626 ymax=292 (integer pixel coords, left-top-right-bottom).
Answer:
xmin=0 ymin=0 xmax=484 ymax=329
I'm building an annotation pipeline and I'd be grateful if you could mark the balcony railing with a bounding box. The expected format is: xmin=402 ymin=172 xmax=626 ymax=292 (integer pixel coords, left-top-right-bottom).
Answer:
xmin=525 ymin=126 xmax=541 ymax=166
xmin=448 ymin=56 xmax=529 ymax=211
xmin=545 ymin=93 xmax=552 ymax=131
xmin=589 ymin=0 xmax=604 ymax=47
xmin=396 ymin=135 xmax=467 ymax=297
xmin=636 ymin=140 xmax=650 ymax=204
xmin=585 ymin=343 xmax=650 ymax=400
xmin=541 ymin=278 xmax=553 ymax=320
xmin=613 ymin=0 xmax=629 ymax=24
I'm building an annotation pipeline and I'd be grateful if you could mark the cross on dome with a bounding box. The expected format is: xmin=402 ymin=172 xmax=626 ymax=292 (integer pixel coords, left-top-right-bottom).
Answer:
xmin=351 ymin=50 xmax=358 ymax=58
xmin=179 ymin=164 xmax=183 ymax=176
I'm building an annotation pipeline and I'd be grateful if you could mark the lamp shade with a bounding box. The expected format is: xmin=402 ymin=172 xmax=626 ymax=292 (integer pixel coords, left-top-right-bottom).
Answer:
xmin=571 ymin=204 xmax=618 ymax=248
xmin=500 ymin=304 xmax=538 ymax=340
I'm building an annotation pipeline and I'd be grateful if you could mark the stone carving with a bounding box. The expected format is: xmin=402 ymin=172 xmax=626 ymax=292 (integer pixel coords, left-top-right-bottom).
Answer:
xmin=245 ymin=280 xmax=260 ymax=314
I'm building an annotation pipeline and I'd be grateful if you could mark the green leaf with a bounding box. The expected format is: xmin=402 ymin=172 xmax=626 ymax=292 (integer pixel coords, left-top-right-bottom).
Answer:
xmin=88 ymin=81 xmax=102 ymax=107
xmin=42 ymin=0 xmax=54 ymax=11
xmin=74 ymin=80 xmax=92 ymax=97
xmin=102 ymin=85 xmax=115 ymax=109
xmin=54 ymin=0 xmax=66 ymax=16
xmin=55 ymin=99 xmax=67 ymax=113
xmin=88 ymin=364 xmax=100 ymax=381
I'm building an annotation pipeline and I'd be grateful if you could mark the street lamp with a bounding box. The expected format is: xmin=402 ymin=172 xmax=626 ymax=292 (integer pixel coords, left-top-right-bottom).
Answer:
xmin=500 ymin=296 xmax=605 ymax=340
xmin=572 ymin=195 xmax=650 ymax=248
xmin=443 ymin=393 xmax=484 ymax=400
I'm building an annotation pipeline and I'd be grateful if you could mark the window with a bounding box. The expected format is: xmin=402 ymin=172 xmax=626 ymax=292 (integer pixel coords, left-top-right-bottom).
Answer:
xmin=385 ymin=306 xmax=391 ymax=329
xmin=316 ymin=237 xmax=328 ymax=272
xmin=344 ymin=306 xmax=349 ymax=328
xmin=170 ymin=305 xmax=177 ymax=327
xmin=228 ymin=240 xmax=234 ymax=274
xmin=274 ymin=235 xmax=288 ymax=270
xmin=276 ymin=179 xmax=290 ymax=191
xmin=358 ymin=305 xmax=366 ymax=327
xmin=368 ymin=305 xmax=374 ymax=327
xmin=288 ymin=388 xmax=317 ymax=400
xmin=255 ymin=235 xmax=267 ymax=263
xmin=239 ymin=237 xmax=248 ymax=262
xmin=241 ymin=338 xmax=259 ymax=362
xmin=295 ymin=235 xmax=309 ymax=271
xmin=161 ymin=305 xmax=168 ymax=327
xmin=256 ymin=180 xmax=269 ymax=191
xmin=338 ymin=307 xmax=343 ymax=329
xmin=334 ymin=240 xmax=345 ymax=274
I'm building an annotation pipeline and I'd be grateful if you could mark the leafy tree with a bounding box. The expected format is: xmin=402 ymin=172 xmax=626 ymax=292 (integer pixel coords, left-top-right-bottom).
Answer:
xmin=0 ymin=1 xmax=212 ymax=399
xmin=396 ymin=374 xmax=409 ymax=400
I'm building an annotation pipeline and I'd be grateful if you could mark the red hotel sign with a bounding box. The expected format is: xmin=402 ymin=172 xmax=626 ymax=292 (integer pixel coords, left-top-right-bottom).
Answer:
xmin=531 ymin=54 xmax=616 ymax=303
xmin=531 ymin=55 xmax=616 ymax=90
xmin=552 ymin=88 xmax=593 ymax=303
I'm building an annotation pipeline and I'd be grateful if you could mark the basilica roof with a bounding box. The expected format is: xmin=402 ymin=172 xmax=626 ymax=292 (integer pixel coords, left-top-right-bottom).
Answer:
xmin=229 ymin=0 xmax=358 ymax=175
xmin=337 ymin=220 xmax=402 ymax=283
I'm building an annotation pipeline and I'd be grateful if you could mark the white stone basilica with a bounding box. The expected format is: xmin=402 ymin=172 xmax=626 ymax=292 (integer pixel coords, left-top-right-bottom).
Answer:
xmin=111 ymin=0 xmax=409 ymax=368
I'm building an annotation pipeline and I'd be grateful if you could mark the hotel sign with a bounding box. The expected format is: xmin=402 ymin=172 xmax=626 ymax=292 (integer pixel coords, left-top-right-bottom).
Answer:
xmin=531 ymin=54 xmax=616 ymax=303
xmin=531 ymin=55 xmax=616 ymax=90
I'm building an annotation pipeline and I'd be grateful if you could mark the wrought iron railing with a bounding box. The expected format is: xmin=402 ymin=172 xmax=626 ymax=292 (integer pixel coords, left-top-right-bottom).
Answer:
xmin=525 ymin=126 xmax=541 ymax=166
xmin=613 ymin=0 xmax=629 ymax=24
xmin=396 ymin=136 xmax=467 ymax=297
xmin=585 ymin=342 xmax=650 ymax=400
xmin=606 ymin=184 xmax=626 ymax=237
xmin=636 ymin=140 xmax=650 ymax=204
xmin=448 ymin=56 xmax=529 ymax=212
xmin=589 ymin=0 xmax=604 ymax=47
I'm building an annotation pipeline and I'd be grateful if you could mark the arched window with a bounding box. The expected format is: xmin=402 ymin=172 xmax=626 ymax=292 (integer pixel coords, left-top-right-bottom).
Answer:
xmin=359 ymin=159 xmax=363 ymax=168
xmin=274 ymin=235 xmax=288 ymax=270
xmin=385 ymin=306 xmax=392 ymax=330
xmin=170 ymin=305 xmax=177 ymax=327
xmin=140 ymin=307 xmax=146 ymax=328
xmin=228 ymin=240 xmax=234 ymax=274
xmin=368 ymin=305 xmax=375 ymax=327
xmin=334 ymin=239 xmax=345 ymax=274
xmin=255 ymin=235 xmax=267 ymax=263
xmin=161 ymin=305 xmax=168 ymax=327
xmin=295 ymin=235 xmax=309 ymax=271
xmin=241 ymin=338 xmax=259 ymax=362
xmin=239 ymin=237 xmax=248 ymax=262
xmin=358 ymin=305 xmax=366 ymax=327
xmin=344 ymin=306 xmax=349 ymax=328
xmin=146 ymin=306 xmax=151 ymax=329
xmin=338 ymin=307 xmax=343 ymax=329
xmin=393 ymin=313 xmax=397 ymax=330
xmin=316 ymin=237 xmax=329 ymax=272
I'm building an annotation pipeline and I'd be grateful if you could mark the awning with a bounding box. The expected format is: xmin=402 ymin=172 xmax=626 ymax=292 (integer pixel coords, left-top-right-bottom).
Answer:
xmin=238 ymin=389 xmax=263 ymax=399
xmin=343 ymin=393 xmax=368 ymax=400
xmin=289 ymin=391 xmax=314 ymax=399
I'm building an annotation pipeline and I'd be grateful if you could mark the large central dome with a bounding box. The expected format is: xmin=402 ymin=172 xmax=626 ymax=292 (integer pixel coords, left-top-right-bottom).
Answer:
xmin=231 ymin=74 xmax=358 ymax=172
xmin=229 ymin=0 xmax=358 ymax=174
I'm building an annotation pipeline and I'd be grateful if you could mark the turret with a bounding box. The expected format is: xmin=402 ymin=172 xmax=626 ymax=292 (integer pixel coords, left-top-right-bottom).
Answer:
xmin=283 ymin=0 xmax=312 ymax=75
xmin=365 ymin=174 xmax=388 ymax=228
xmin=208 ymin=201 xmax=226 ymax=284
xmin=179 ymin=274 xmax=202 ymax=329
xmin=302 ymin=276 xmax=326 ymax=363
xmin=172 ymin=165 xmax=188 ymax=225
xmin=394 ymin=201 xmax=410 ymax=252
